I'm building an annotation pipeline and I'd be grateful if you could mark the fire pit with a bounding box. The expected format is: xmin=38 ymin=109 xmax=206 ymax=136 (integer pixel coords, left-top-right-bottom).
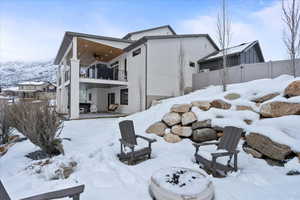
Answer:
xmin=149 ymin=167 xmax=214 ymax=200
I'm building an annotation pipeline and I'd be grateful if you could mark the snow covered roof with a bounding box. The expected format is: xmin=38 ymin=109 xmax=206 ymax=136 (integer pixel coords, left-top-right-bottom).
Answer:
xmin=0 ymin=95 xmax=10 ymax=99
xmin=200 ymin=41 xmax=261 ymax=62
xmin=2 ymin=87 xmax=19 ymax=92
xmin=18 ymin=81 xmax=46 ymax=86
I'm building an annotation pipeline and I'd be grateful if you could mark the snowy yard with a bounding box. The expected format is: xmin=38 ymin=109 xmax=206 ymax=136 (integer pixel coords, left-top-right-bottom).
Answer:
xmin=1 ymin=75 xmax=300 ymax=199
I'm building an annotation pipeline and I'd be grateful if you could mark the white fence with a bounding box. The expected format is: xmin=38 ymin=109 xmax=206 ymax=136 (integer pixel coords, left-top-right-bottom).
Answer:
xmin=192 ymin=59 xmax=300 ymax=90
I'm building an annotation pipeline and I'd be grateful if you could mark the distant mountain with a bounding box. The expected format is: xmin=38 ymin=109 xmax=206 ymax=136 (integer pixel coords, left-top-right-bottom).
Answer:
xmin=0 ymin=60 xmax=57 ymax=87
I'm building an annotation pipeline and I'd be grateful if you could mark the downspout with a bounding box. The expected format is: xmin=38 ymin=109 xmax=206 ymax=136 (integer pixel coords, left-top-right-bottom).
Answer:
xmin=144 ymin=43 xmax=148 ymax=110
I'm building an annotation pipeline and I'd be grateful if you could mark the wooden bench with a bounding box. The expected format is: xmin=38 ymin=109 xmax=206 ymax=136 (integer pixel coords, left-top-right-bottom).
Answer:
xmin=0 ymin=180 xmax=84 ymax=200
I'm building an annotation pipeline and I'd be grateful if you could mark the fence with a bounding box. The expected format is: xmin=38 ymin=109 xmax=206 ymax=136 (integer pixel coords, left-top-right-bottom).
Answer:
xmin=192 ymin=59 xmax=300 ymax=90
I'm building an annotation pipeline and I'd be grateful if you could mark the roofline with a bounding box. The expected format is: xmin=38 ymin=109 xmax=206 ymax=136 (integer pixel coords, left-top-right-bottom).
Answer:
xmin=54 ymin=31 xmax=133 ymax=65
xmin=198 ymin=41 xmax=261 ymax=63
xmin=123 ymin=34 xmax=219 ymax=52
xmin=122 ymin=25 xmax=177 ymax=40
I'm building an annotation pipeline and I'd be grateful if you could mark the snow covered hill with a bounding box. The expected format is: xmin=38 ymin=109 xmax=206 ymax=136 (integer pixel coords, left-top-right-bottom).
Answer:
xmin=1 ymin=75 xmax=300 ymax=200
xmin=0 ymin=60 xmax=57 ymax=87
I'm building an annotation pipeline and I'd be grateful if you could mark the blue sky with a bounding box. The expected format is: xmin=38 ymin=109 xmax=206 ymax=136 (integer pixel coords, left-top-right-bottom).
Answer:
xmin=0 ymin=0 xmax=286 ymax=62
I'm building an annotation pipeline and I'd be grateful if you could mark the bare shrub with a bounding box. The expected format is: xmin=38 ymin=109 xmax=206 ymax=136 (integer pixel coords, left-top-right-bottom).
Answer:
xmin=9 ymin=102 xmax=64 ymax=156
xmin=0 ymin=102 xmax=13 ymax=144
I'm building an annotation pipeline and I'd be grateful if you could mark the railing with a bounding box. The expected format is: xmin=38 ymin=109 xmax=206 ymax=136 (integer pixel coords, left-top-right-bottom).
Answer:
xmin=80 ymin=69 xmax=127 ymax=81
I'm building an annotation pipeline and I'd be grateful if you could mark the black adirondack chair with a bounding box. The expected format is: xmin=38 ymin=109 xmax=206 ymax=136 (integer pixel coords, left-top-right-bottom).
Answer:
xmin=118 ymin=120 xmax=157 ymax=165
xmin=0 ymin=180 xmax=84 ymax=200
xmin=193 ymin=126 xmax=243 ymax=177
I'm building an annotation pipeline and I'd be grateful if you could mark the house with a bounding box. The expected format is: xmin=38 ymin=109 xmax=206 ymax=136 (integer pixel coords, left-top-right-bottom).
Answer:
xmin=2 ymin=81 xmax=56 ymax=101
xmin=54 ymin=25 xmax=219 ymax=119
xmin=198 ymin=40 xmax=264 ymax=72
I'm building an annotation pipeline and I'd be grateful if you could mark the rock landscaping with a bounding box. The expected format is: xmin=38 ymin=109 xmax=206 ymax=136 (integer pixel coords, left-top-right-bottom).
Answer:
xmin=146 ymin=80 xmax=300 ymax=166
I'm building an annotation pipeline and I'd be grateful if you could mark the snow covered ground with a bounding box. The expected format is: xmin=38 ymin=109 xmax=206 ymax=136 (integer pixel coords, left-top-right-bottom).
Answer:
xmin=1 ymin=75 xmax=300 ymax=199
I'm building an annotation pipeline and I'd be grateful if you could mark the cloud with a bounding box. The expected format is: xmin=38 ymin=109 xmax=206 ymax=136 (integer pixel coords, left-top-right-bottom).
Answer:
xmin=0 ymin=17 xmax=65 ymax=62
xmin=178 ymin=1 xmax=287 ymax=61
xmin=0 ymin=13 xmax=126 ymax=62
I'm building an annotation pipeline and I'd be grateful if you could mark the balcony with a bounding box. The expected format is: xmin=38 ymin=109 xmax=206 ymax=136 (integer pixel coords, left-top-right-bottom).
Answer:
xmin=79 ymin=65 xmax=128 ymax=87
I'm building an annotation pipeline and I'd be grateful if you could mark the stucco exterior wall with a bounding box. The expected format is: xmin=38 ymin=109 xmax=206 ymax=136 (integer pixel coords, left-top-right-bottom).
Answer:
xmin=129 ymin=27 xmax=174 ymax=40
xmin=126 ymin=45 xmax=146 ymax=112
xmin=146 ymin=37 xmax=217 ymax=98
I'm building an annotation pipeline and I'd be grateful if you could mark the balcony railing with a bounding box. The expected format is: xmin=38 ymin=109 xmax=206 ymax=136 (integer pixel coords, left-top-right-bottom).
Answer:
xmin=80 ymin=69 xmax=127 ymax=82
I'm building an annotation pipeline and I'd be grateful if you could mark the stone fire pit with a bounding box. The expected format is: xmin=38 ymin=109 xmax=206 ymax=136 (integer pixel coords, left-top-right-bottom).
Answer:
xmin=149 ymin=167 xmax=214 ymax=200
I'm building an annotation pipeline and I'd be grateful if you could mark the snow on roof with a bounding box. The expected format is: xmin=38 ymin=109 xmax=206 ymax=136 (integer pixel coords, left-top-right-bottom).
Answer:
xmin=0 ymin=95 xmax=10 ymax=99
xmin=2 ymin=87 xmax=19 ymax=91
xmin=203 ymin=41 xmax=253 ymax=61
xmin=18 ymin=81 xmax=46 ymax=86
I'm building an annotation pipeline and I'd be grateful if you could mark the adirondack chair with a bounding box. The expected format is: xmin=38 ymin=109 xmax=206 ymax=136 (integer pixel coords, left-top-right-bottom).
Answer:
xmin=0 ymin=180 xmax=84 ymax=200
xmin=193 ymin=126 xmax=243 ymax=177
xmin=118 ymin=120 xmax=157 ymax=165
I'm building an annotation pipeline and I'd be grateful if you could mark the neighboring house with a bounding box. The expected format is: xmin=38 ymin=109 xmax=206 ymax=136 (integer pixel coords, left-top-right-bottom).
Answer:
xmin=198 ymin=41 xmax=264 ymax=72
xmin=54 ymin=25 xmax=219 ymax=119
xmin=2 ymin=81 xmax=56 ymax=101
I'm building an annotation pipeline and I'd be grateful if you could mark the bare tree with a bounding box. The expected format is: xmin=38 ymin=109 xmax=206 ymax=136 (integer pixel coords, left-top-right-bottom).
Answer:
xmin=0 ymin=103 xmax=13 ymax=144
xmin=217 ymin=0 xmax=232 ymax=91
xmin=282 ymin=0 xmax=300 ymax=77
xmin=178 ymin=41 xmax=185 ymax=95
xmin=9 ymin=102 xmax=64 ymax=156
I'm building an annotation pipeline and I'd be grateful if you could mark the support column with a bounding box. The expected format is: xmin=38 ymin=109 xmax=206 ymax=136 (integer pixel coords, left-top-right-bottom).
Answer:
xmin=61 ymin=61 xmax=66 ymax=113
xmin=70 ymin=37 xmax=80 ymax=119
xmin=55 ymin=69 xmax=61 ymax=113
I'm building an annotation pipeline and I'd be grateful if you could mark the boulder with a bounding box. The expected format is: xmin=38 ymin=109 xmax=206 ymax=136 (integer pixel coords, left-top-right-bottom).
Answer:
xmin=212 ymin=126 xmax=225 ymax=132
xmin=192 ymin=128 xmax=217 ymax=143
xmin=171 ymin=125 xmax=192 ymax=137
xmin=170 ymin=104 xmax=191 ymax=113
xmin=192 ymin=119 xmax=212 ymax=130
xmin=162 ymin=112 xmax=181 ymax=126
xmin=252 ymin=93 xmax=279 ymax=103
xmin=236 ymin=105 xmax=254 ymax=112
xmin=260 ymin=101 xmax=300 ymax=118
xmin=217 ymin=132 xmax=224 ymax=138
xmin=224 ymin=93 xmax=241 ymax=100
xmin=146 ymin=121 xmax=168 ymax=136
xmin=265 ymin=158 xmax=285 ymax=167
xmin=210 ymin=99 xmax=231 ymax=110
xmin=163 ymin=133 xmax=182 ymax=143
xmin=244 ymin=119 xmax=253 ymax=125
xmin=184 ymin=87 xmax=193 ymax=95
xmin=0 ymin=145 xmax=7 ymax=156
xmin=191 ymin=101 xmax=211 ymax=111
xmin=246 ymin=132 xmax=292 ymax=161
xmin=243 ymin=145 xmax=263 ymax=158
xmin=181 ymin=112 xmax=197 ymax=125
xmin=284 ymin=80 xmax=300 ymax=98
xmin=54 ymin=161 xmax=77 ymax=179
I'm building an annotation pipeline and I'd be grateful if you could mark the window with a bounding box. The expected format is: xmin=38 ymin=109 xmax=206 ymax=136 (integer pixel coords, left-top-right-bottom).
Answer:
xmin=189 ymin=62 xmax=195 ymax=68
xmin=120 ymin=89 xmax=128 ymax=105
xmin=132 ymin=48 xmax=141 ymax=57
xmin=89 ymin=93 xmax=92 ymax=101
xmin=124 ymin=58 xmax=127 ymax=80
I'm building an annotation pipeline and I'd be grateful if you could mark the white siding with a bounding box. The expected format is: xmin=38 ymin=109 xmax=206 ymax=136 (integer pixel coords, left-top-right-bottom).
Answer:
xmin=129 ymin=27 xmax=174 ymax=40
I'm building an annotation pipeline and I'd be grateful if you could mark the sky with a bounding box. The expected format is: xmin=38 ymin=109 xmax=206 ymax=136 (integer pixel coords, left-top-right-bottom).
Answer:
xmin=0 ymin=0 xmax=289 ymax=62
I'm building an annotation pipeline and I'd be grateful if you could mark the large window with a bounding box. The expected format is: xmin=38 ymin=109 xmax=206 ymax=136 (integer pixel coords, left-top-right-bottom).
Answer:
xmin=120 ymin=89 xmax=128 ymax=105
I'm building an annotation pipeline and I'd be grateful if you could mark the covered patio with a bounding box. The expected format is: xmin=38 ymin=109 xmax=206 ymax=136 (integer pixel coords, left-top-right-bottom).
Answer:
xmin=55 ymin=32 xmax=131 ymax=119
